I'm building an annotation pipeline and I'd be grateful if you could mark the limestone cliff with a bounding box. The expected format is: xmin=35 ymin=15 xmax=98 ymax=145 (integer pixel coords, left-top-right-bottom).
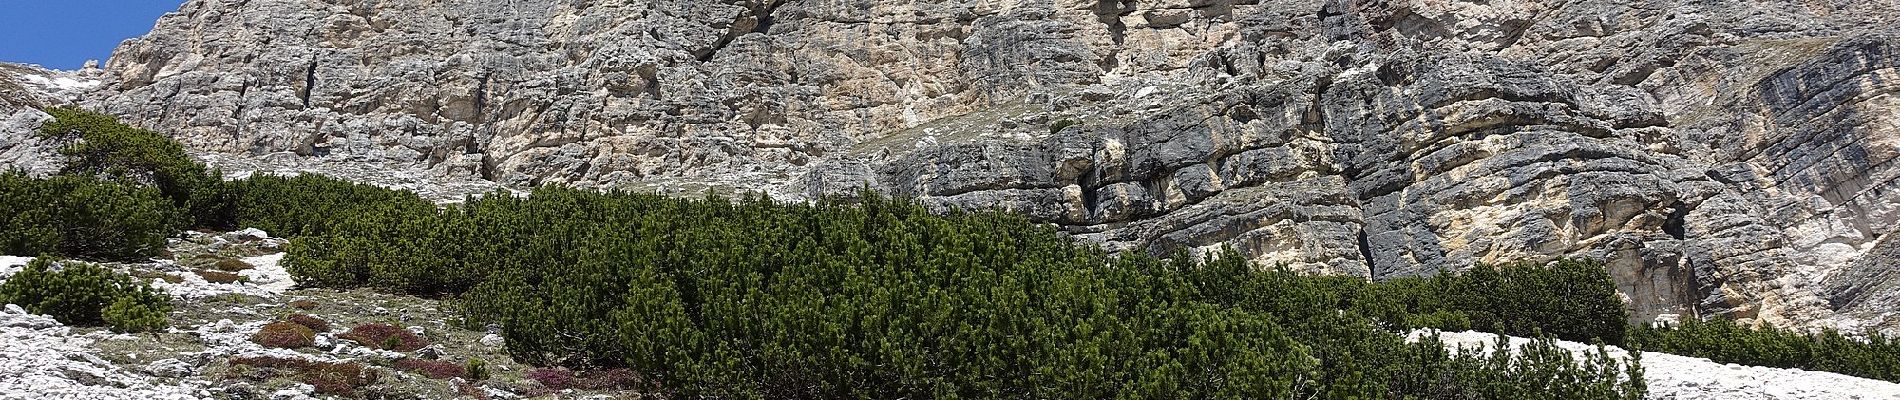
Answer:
xmin=15 ymin=0 xmax=1900 ymax=331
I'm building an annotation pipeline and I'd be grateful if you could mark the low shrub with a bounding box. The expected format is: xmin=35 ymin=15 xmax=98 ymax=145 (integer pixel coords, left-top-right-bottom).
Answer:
xmin=286 ymin=314 xmax=330 ymax=332
xmin=194 ymin=269 xmax=244 ymax=284
xmin=525 ymin=368 xmax=576 ymax=390
xmin=276 ymin=187 xmax=1643 ymax=398
xmin=395 ymin=358 xmax=465 ymax=379
xmin=0 ymin=258 xmax=171 ymax=332
xmin=37 ymin=107 xmax=231 ymax=229
xmin=524 ymin=367 xmax=644 ymax=391
xmin=225 ymin=173 xmax=433 ymax=239
xmin=251 ymin=321 xmax=316 ymax=348
xmin=465 ymin=358 xmax=489 ymax=381
xmin=212 ymin=259 xmax=255 ymax=272
xmin=1315 ymin=259 xmax=1630 ymax=345
xmin=102 ymin=295 xmax=168 ymax=333
xmin=453 ymin=380 xmax=491 ymax=399
xmin=0 ymin=173 xmax=179 ymax=261
xmin=1629 ymin=317 xmax=1900 ymax=382
xmin=339 ymin=323 xmax=428 ymax=351
xmin=230 ymin=356 xmax=378 ymax=396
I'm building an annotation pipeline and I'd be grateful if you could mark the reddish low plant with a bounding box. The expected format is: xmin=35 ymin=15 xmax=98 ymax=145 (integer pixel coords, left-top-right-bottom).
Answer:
xmin=394 ymin=358 xmax=465 ymax=379
xmin=251 ymin=321 xmax=316 ymax=348
xmin=213 ymin=258 xmax=256 ymax=272
xmin=230 ymin=356 xmax=379 ymax=396
xmin=525 ymin=368 xmax=577 ymax=390
xmin=338 ymin=323 xmax=429 ymax=351
xmin=453 ymin=380 xmax=492 ymax=400
xmin=302 ymin=361 xmax=375 ymax=395
xmin=286 ymin=314 xmax=331 ymax=332
xmin=195 ymin=269 xmax=244 ymax=284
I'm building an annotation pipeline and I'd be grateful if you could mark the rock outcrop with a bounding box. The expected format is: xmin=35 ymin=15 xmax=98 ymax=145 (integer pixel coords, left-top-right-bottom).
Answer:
xmin=0 ymin=63 xmax=99 ymax=176
xmin=7 ymin=0 xmax=1899 ymax=331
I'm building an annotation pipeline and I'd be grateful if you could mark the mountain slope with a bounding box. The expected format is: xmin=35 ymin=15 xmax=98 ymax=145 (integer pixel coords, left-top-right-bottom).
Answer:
xmin=15 ymin=0 xmax=1899 ymax=331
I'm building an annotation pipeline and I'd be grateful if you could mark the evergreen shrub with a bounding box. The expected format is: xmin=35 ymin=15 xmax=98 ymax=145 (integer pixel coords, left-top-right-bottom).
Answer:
xmin=0 ymin=258 xmax=171 ymax=332
xmin=0 ymin=172 xmax=178 ymax=261
xmin=1630 ymin=317 xmax=1900 ymax=382
xmin=279 ymin=187 xmax=1648 ymax=398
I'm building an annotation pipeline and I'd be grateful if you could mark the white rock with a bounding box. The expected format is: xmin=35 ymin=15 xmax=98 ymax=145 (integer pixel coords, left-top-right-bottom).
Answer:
xmin=312 ymin=334 xmax=333 ymax=350
xmin=144 ymin=359 xmax=192 ymax=378
xmin=232 ymin=228 xmax=270 ymax=240
xmin=479 ymin=333 xmax=505 ymax=347
xmin=270 ymin=383 xmax=316 ymax=400
xmin=0 ymin=311 xmax=59 ymax=329
xmin=0 ymin=310 xmax=206 ymax=399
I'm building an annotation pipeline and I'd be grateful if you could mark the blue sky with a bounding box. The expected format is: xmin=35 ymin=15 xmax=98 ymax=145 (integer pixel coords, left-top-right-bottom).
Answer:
xmin=0 ymin=1 xmax=186 ymax=70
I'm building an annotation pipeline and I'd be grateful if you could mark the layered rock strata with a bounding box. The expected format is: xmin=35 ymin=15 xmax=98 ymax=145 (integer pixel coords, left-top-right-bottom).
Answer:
xmin=3 ymin=0 xmax=1896 ymax=330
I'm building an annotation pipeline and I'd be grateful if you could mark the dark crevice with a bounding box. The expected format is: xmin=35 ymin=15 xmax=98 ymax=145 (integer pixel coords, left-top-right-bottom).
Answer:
xmin=1663 ymin=202 xmax=1690 ymax=239
xmin=1080 ymin=168 xmax=1101 ymax=220
xmin=479 ymin=153 xmax=497 ymax=181
xmin=1357 ymin=229 xmax=1377 ymax=276
xmin=231 ymin=79 xmax=250 ymax=139
xmin=299 ymin=60 xmax=318 ymax=108
xmin=1301 ymin=77 xmax=1332 ymax=139
xmin=698 ymin=0 xmax=786 ymax=62
xmin=753 ymin=9 xmax=776 ymax=34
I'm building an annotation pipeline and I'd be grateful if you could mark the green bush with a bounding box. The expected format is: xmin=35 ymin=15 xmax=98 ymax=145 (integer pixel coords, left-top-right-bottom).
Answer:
xmin=225 ymin=173 xmax=433 ymax=238
xmin=37 ymin=107 xmax=229 ymax=228
xmin=103 ymin=295 xmax=169 ymax=332
xmin=1629 ymin=317 xmax=1900 ymax=382
xmin=0 ymin=258 xmax=171 ymax=332
xmin=1355 ymin=260 xmax=1630 ymax=345
xmin=0 ymin=172 xmax=179 ymax=261
xmin=278 ymin=187 xmax=1644 ymax=398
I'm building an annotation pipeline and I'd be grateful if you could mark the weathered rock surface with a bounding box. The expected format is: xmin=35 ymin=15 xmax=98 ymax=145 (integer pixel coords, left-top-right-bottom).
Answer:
xmin=2 ymin=0 xmax=1898 ymax=331
xmin=0 ymin=63 xmax=99 ymax=176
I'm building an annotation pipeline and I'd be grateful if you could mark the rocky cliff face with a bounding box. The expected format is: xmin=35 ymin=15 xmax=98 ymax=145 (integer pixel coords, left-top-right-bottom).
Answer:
xmin=19 ymin=0 xmax=1900 ymax=331
xmin=0 ymin=63 xmax=99 ymax=176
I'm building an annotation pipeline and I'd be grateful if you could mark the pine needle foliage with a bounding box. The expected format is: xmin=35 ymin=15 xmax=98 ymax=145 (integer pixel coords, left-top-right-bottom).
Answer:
xmin=0 ymin=172 xmax=178 ymax=261
xmin=37 ymin=107 xmax=230 ymax=228
xmin=280 ymin=186 xmax=1646 ymax=399
xmin=1629 ymin=317 xmax=1900 ymax=382
xmin=0 ymin=258 xmax=172 ymax=332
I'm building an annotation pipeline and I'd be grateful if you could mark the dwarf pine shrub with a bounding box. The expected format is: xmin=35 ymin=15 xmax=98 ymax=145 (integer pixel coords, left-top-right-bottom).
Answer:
xmin=0 ymin=172 xmax=178 ymax=261
xmin=1629 ymin=317 xmax=1900 ymax=382
xmin=38 ymin=107 xmax=230 ymax=229
xmin=269 ymin=185 xmax=1647 ymax=398
xmin=0 ymin=258 xmax=171 ymax=332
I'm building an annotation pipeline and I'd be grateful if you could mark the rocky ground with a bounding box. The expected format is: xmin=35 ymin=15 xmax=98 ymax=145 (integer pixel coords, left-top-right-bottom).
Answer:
xmin=0 ymin=231 xmax=650 ymax=400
